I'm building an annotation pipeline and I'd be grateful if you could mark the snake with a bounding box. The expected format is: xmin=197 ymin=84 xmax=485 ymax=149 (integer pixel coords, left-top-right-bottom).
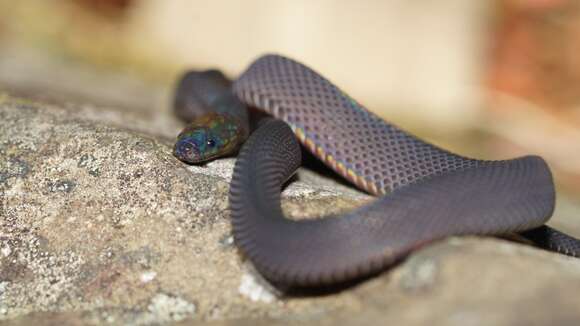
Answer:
xmin=172 ymin=54 xmax=580 ymax=287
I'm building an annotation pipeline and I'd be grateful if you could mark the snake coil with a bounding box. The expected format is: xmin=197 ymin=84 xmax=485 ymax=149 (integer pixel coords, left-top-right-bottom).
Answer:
xmin=175 ymin=54 xmax=580 ymax=287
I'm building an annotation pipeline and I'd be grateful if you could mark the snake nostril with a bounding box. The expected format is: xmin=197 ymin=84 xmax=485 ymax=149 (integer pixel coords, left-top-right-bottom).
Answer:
xmin=178 ymin=141 xmax=196 ymax=158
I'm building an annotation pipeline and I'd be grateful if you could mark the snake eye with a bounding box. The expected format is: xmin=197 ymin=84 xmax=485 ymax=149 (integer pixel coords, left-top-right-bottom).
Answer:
xmin=206 ymin=139 xmax=216 ymax=147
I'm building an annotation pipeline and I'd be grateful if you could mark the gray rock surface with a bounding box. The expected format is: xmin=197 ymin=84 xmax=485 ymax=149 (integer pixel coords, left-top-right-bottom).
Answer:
xmin=2 ymin=94 xmax=580 ymax=326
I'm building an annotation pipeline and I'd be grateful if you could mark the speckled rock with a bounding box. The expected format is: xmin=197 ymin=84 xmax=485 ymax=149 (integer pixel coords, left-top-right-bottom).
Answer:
xmin=2 ymin=95 xmax=580 ymax=326
xmin=0 ymin=95 xmax=366 ymax=324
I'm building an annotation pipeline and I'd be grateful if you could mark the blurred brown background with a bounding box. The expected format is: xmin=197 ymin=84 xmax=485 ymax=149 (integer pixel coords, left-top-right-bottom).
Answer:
xmin=0 ymin=0 xmax=579 ymax=216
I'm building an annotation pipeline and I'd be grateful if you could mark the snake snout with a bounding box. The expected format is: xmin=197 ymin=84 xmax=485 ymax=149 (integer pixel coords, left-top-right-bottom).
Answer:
xmin=173 ymin=139 xmax=201 ymax=164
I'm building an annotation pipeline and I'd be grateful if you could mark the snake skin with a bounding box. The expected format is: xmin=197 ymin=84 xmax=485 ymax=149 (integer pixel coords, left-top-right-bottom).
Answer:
xmin=521 ymin=226 xmax=580 ymax=257
xmin=174 ymin=69 xmax=249 ymax=132
xmin=229 ymin=120 xmax=554 ymax=285
xmin=223 ymin=55 xmax=580 ymax=286
xmin=233 ymin=55 xmax=482 ymax=195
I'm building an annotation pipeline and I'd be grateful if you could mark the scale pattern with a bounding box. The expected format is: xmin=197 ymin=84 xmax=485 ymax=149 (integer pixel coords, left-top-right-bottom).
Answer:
xmin=229 ymin=120 xmax=555 ymax=285
xmin=233 ymin=55 xmax=479 ymax=194
xmin=216 ymin=54 xmax=578 ymax=286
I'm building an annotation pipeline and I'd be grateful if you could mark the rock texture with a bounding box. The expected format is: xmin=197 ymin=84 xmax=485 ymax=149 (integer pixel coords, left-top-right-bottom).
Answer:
xmin=2 ymin=94 xmax=580 ymax=326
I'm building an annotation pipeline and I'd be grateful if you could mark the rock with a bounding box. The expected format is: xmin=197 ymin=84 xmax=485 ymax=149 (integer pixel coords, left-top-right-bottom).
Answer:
xmin=2 ymin=94 xmax=580 ymax=325
xmin=0 ymin=95 xmax=364 ymax=324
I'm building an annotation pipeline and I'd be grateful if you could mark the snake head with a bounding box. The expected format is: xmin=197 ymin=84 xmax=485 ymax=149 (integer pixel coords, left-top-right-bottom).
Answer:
xmin=173 ymin=112 xmax=245 ymax=164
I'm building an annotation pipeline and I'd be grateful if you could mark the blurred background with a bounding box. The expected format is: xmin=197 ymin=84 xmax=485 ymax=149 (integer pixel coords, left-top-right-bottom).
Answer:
xmin=0 ymin=0 xmax=579 ymax=225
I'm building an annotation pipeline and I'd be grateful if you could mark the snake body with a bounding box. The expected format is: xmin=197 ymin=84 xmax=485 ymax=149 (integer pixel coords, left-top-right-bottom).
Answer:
xmin=174 ymin=54 xmax=580 ymax=286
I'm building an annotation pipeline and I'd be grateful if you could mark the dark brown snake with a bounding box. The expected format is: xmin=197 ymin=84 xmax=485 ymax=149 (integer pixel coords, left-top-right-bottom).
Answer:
xmin=173 ymin=54 xmax=580 ymax=287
